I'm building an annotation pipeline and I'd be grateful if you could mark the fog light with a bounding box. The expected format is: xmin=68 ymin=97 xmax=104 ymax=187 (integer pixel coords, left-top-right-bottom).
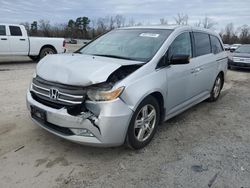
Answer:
xmin=70 ymin=128 xmax=94 ymax=137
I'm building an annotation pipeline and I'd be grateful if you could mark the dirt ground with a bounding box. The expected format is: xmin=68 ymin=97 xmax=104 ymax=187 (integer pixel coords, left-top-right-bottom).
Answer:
xmin=0 ymin=55 xmax=250 ymax=188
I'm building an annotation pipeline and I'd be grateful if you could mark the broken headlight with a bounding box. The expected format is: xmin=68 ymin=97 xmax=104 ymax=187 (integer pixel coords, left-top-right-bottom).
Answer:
xmin=87 ymin=86 xmax=124 ymax=101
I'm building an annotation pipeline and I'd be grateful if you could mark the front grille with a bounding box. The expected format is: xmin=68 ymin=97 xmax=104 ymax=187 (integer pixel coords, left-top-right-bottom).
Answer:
xmin=31 ymin=76 xmax=86 ymax=108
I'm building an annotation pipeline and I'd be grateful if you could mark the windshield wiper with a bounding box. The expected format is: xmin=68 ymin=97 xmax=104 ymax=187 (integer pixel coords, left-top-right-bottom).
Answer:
xmin=91 ymin=54 xmax=136 ymax=61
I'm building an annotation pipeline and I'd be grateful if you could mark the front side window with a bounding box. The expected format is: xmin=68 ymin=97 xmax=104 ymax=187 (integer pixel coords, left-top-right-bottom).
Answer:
xmin=210 ymin=35 xmax=223 ymax=54
xmin=80 ymin=29 xmax=173 ymax=62
xmin=0 ymin=25 xmax=6 ymax=36
xmin=168 ymin=32 xmax=192 ymax=58
xmin=9 ymin=26 xmax=22 ymax=36
xmin=193 ymin=32 xmax=211 ymax=57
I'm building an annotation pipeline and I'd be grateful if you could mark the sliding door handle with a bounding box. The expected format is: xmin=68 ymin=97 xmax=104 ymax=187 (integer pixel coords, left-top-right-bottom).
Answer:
xmin=191 ymin=69 xmax=196 ymax=74
xmin=191 ymin=67 xmax=203 ymax=74
xmin=20 ymin=39 xmax=26 ymax=41
xmin=1 ymin=38 xmax=7 ymax=40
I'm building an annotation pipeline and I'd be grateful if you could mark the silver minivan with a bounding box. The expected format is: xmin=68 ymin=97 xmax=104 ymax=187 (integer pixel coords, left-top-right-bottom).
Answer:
xmin=27 ymin=25 xmax=228 ymax=149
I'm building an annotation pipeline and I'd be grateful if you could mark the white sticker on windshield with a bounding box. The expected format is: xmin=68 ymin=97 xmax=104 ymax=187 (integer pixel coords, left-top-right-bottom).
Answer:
xmin=139 ymin=33 xmax=160 ymax=38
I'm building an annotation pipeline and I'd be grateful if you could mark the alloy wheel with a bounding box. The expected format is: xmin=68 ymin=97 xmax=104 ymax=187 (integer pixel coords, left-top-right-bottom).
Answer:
xmin=134 ymin=104 xmax=156 ymax=142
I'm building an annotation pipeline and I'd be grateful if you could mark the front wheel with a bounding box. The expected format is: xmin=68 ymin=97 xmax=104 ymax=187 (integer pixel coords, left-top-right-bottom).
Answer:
xmin=126 ymin=96 xmax=160 ymax=149
xmin=208 ymin=74 xmax=224 ymax=102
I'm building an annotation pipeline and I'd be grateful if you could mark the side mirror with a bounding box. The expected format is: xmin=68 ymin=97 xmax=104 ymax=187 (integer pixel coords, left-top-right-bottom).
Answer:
xmin=170 ymin=54 xmax=190 ymax=65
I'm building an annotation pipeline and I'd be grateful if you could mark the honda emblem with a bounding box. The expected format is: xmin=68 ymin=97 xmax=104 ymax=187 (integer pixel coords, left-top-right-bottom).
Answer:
xmin=49 ymin=88 xmax=59 ymax=100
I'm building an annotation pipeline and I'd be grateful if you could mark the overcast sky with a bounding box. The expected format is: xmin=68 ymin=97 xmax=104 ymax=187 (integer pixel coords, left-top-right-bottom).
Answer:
xmin=1 ymin=0 xmax=250 ymax=30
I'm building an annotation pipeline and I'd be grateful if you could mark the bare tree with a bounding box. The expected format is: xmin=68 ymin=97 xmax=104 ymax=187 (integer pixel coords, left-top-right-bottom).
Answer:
xmin=195 ymin=16 xmax=217 ymax=29
xmin=160 ymin=18 xmax=168 ymax=25
xmin=115 ymin=15 xmax=126 ymax=28
xmin=97 ymin=17 xmax=108 ymax=33
xmin=90 ymin=19 xmax=97 ymax=38
xmin=174 ymin=13 xmax=188 ymax=25
xmin=39 ymin=20 xmax=51 ymax=37
xmin=128 ymin=18 xmax=135 ymax=27
xmin=108 ymin=16 xmax=115 ymax=30
xmin=221 ymin=23 xmax=239 ymax=44
xmin=238 ymin=25 xmax=250 ymax=43
xmin=202 ymin=16 xmax=217 ymax=29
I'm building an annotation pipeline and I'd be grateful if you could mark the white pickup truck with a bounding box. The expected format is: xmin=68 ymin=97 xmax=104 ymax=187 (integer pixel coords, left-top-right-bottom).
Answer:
xmin=0 ymin=23 xmax=66 ymax=60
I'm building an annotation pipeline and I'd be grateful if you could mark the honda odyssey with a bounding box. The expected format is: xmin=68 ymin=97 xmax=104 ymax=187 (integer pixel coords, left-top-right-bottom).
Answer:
xmin=27 ymin=25 xmax=228 ymax=149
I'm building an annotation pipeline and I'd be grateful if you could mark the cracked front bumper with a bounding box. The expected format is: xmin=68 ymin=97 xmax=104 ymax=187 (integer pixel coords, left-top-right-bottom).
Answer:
xmin=26 ymin=91 xmax=133 ymax=147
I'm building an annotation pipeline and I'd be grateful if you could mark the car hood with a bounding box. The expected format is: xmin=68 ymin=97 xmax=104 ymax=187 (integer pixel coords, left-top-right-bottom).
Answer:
xmin=36 ymin=53 xmax=144 ymax=86
xmin=233 ymin=53 xmax=250 ymax=58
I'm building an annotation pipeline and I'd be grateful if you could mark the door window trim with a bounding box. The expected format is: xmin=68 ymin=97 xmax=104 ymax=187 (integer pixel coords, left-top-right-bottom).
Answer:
xmin=156 ymin=31 xmax=193 ymax=69
xmin=9 ymin=26 xmax=22 ymax=36
xmin=192 ymin=31 xmax=212 ymax=57
xmin=209 ymin=34 xmax=224 ymax=54
xmin=0 ymin=25 xmax=6 ymax=36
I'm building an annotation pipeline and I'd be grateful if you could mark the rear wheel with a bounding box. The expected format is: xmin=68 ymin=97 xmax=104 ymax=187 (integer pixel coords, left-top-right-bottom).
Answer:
xmin=208 ymin=74 xmax=223 ymax=102
xmin=29 ymin=56 xmax=39 ymax=62
xmin=126 ymin=96 xmax=160 ymax=149
xmin=39 ymin=47 xmax=56 ymax=60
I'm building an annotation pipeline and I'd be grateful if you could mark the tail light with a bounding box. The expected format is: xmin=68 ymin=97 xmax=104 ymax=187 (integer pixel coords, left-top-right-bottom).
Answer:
xmin=63 ymin=39 xmax=66 ymax=48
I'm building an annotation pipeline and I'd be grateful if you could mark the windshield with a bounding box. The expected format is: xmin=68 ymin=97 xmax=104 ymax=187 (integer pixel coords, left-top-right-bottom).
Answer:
xmin=235 ymin=45 xmax=250 ymax=53
xmin=80 ymin=29 xmax=172 ymax=62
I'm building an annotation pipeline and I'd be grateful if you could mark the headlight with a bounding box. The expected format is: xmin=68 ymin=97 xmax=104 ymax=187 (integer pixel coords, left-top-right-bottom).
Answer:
xmin=87 ymin=87 xmax=124 ymax=101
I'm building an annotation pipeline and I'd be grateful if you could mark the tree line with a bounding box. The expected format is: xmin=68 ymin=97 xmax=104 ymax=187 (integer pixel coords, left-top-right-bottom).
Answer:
xmin=20 ymin=14 xmax=250 ymax=44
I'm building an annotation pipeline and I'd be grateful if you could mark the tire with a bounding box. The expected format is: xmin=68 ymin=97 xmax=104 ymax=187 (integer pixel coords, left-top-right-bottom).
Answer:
xmin=126 ymin=96 xmax=160 ymax=149
xmin=29 ymin=56 xmax=39 ymax=62
xmin=39 ymin=47 xmax=56 ymax=60
xmin=208 ymin=73 xmax=224 ymax=102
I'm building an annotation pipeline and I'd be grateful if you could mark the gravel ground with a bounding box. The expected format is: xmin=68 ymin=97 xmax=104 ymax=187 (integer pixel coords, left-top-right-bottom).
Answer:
xmin=0 ymin=55 xmax=250 ymax=188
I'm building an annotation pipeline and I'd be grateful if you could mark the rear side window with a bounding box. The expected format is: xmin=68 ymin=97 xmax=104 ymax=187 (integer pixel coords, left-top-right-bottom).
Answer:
xmin=193 ymin=32 xmax=211 ymax=57
xmin=0 ymin=25 xmax=6 ymax=36
xmin=210 ymin=35 xmax=223 ymax=54
xmin=9 ymin=26 xmax=22 ymax=36
xmin=168 ymin=32 xmax=192 ymax=58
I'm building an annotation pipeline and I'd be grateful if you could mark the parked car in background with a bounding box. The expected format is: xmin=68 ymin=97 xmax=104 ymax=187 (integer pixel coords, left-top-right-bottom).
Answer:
xmin=228 ymin=44 xmax=250 ymax=69
xmin=27 ymin=26 xmax=227 ymax=149
xmin=68 ymin=39 xmax=77 ymax=44
xmin=230 ymin=44 xmax=241 ymax=52
xmin=224 ymin=44 xmax=231 ymax=51
xmin=0 ymin=23 xmax=66 ymax=61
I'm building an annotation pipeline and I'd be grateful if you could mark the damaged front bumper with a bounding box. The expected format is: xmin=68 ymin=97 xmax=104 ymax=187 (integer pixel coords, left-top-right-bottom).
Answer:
xmin=26 ymin=91 xmax=133 ymax=147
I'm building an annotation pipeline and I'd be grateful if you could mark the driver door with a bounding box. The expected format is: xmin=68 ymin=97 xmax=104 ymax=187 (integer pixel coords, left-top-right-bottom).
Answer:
xmin=165 ymin=32 xmax=195 ymax=115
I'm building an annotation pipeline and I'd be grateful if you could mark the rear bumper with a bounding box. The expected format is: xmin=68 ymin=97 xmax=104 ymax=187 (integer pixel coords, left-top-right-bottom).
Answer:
xmin=26 ymin=91 xmax=133 ymax=147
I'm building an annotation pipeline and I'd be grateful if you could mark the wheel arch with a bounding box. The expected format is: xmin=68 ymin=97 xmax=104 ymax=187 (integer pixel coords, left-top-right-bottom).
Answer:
xmin=128 ymin=90 xmax=165 ymax=124
xmin=150 ymin=91 xmax=165 ymax=123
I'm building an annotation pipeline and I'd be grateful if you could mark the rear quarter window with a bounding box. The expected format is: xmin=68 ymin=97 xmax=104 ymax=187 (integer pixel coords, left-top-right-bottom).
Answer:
xmin=193 ymin=32 xmax=211 ymax=57
xmin=9 ymin=26 xmax=22 ymax=36
xmin=210 ymin=35 xmax=223 ymax=54
xmin=0 ymin=25 xmax=6 ymax=36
